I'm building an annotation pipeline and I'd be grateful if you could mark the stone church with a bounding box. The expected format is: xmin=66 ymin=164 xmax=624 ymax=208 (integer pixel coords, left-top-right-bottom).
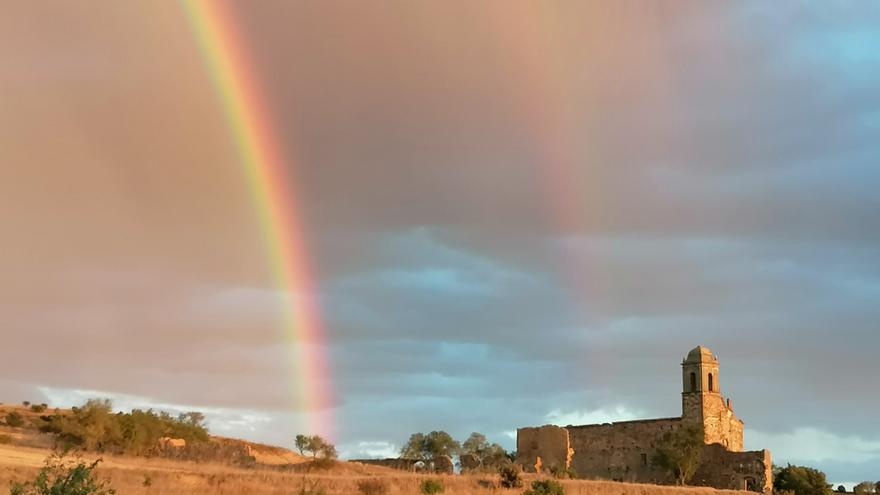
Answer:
xmin=516 ymin=346 xmax=772 ymax=493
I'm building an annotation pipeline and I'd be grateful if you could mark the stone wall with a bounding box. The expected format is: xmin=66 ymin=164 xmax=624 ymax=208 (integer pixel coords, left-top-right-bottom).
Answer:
xmin=683 ymin=392 xmax=744 ymax=451
xmin=692 ymin=445 xmax=772 ymax=493
xmin=516 ymin=425 xmax=572 ymax=472
xmin=515 ymin=421 xmax=769 ymax=493
xmin=567 ymin=418 xmax=683 ymax=484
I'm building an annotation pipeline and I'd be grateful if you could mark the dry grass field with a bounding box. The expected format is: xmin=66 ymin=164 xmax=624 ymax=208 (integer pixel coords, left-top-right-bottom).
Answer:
xmin=0 ymin=404 xmax=756 ymax=495
xmin=0 ymin=442 xmax=758 ymax=495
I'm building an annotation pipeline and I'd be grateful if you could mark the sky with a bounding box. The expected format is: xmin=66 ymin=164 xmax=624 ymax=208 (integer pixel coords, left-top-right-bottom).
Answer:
xmin=1 ymin=0 xmax=879 ymax=487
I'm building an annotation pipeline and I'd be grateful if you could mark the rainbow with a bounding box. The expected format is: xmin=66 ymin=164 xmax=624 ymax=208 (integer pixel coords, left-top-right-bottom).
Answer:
xmin=181 ymin=0 xmax=333 ymax=437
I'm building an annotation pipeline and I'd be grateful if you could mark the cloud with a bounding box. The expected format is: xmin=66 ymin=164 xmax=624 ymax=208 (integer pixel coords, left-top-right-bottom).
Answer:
xmin=339 ymin=441 xmax=400 ymax=460
xmin=747 ymin=427 xmax=880 ymax=465
xmin=546 ymin=405 xmax=648 ymax=427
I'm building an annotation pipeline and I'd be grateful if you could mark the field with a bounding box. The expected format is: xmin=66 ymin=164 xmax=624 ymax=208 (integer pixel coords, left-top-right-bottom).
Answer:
xmin=0 ymin=405 xmax=755 ymax=495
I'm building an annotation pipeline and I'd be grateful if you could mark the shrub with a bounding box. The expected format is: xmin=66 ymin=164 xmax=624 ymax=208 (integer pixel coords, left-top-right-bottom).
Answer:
xmin=10 ymin=452 xmax=116 ymax=495
xmin=549 ymin=465 xmax=577 ymax=479
xmin=5 ymin=411 xmax=25 ymax=427
xmin=0 ymin=434 xmax=13 ymax=444
xmin=499 ymin=464 xmax=523 ymax=489
xmin=357 ymin=479 xmax=389 ymax=495
xmin=523 ymin=479 xmax=566 ymax=495
xmin=22 ymin=401 xmax=31 ymax=407
xmin=30 ymin=404 xmax=47 ymax=413
xmin=41 ymin=399 xmax=209 ymax=455
xmin=421 ymin=479 xmax=444 ymax=494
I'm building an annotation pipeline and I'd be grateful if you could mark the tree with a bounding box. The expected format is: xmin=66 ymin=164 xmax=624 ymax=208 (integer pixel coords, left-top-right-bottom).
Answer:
xmin=462 ymin=432 xmax=488 ymax=455
xmin=460 ymin=432 xmax=508 ymax=468
xmin=177 ymin=412 xmax=205 ymax=429
xmin=10 ymin=452 xmax=116 ymax=495
xmin=838 ymin=486 xmax=847 ymax=493
xmin=854 ymin=482 xmax=876 ymax=495
xmin=295 ymin=434 xmax=337 ymax=461
xmin=400 ymin=431 xmax=460 ymax=460
xmin=651 ymin=425 xmax=704 ymax=485
xmin=295 ymin=434 xmax=310 ymax=455
xmin=774 ymin=465 xmax=833 ymax=495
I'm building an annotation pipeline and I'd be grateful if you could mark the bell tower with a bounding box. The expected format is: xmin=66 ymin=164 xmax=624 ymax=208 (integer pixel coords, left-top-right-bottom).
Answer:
xmin=681 ymin=345 xmax=741 ymax=449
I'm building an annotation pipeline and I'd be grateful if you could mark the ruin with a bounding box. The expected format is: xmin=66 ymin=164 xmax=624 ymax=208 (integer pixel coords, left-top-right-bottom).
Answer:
xmin=516 ymin=346 xmax=772 ymax=493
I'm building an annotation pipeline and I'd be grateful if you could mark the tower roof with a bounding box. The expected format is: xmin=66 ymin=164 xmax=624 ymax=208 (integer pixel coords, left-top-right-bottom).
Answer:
xmin=684 ymin=346 xmax=717 ymax=364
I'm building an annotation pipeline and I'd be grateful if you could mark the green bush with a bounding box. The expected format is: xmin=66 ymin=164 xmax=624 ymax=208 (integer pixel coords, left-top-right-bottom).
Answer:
xmin=523 ymin=479 xmax=565 ymax=495
xmin=30 ymin=404 xmax=47 ymax=413
xmin=10 ymin=452 xmax=116 ymax=495
xmin=498 ymin=464 xmax=523 ymax=489
xmin=420 ymin=479 xmax=445 ymax=494
xmin=356 ymin=478 xmax=389 ymax=495
xmin=5 ymin=411 xmax=25 ymax=427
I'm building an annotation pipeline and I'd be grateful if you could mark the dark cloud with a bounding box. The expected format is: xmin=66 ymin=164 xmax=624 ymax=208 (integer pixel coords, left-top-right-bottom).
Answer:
xmin=1 ymin=0 xmax=879 ymax=484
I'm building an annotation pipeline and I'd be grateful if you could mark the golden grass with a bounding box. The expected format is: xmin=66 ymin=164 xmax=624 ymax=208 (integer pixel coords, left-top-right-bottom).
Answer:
xmin=0 ymin=444 xmax=756 ymax=495
xmin=0 ymin=412 xmax=756 ymax=495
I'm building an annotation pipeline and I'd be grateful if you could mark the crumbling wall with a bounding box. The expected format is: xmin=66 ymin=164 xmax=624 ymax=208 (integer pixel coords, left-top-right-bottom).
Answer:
xmin=516 ymin=425 xmax=572 ymax=473
xmin=700 ymin=395 xmax=744 ymax=451
xmin=692 ymin=445 xmax=771 ymax=494
xmin=566 ymin=418 xmax=682 ymax=483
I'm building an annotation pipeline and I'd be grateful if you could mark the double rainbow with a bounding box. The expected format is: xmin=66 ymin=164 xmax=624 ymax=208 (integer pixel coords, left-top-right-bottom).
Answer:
xmin=181 ymin=0 xmax=333 ymax=437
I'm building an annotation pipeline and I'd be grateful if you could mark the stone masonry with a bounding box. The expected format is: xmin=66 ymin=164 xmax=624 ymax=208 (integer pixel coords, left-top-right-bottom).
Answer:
xmin=516 ymin=346 xmax=772 ymax=493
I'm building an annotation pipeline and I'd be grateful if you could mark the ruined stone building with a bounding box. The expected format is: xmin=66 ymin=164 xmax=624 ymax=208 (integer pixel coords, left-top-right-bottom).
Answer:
xmin=516 ymin=346 xmax=772 ymax=493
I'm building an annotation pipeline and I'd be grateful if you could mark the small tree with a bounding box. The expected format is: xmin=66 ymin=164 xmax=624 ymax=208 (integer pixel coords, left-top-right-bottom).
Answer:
xmin=838 ymin=486 xmax=847 ymax=493
xmin=295 ymin=434 xmax=310 ymax=455
xmin=460 ymin=432 xmax=508 ymax=468
xmin=774 ymin=465 xmax=833 ymax=495
xmin=10 ymin=452 xmax=116 ymax=495
xmin=652 ymin=425 xmax=704 ymax=485
xmin=294 ymin=434 xmax=337 ymax=468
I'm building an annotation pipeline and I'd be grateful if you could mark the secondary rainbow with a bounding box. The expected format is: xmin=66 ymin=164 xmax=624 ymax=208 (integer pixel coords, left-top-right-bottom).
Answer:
xmin=181 ymin=0 xmax=333 ymax=437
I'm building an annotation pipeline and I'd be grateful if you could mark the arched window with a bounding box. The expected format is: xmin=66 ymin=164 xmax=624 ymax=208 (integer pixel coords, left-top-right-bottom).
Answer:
xmin=690 ymin=372 xmax=697 ymax=392
xmin=708 ymin=373 xmax=714 ymax=392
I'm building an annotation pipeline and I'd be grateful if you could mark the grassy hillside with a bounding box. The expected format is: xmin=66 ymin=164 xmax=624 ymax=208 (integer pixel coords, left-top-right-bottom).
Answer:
xmin=0 ymin=403 xmax=757 ymax=495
